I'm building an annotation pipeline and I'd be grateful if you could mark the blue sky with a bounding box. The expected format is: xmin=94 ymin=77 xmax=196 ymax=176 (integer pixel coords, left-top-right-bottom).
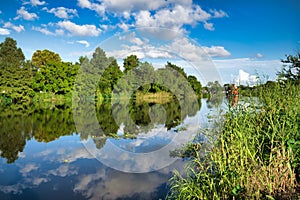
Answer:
xmin=0 ymin=0 xmax=299 ymax=84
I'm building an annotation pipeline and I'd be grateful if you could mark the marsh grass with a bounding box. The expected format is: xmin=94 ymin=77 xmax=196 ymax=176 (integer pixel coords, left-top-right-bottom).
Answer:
xmin=168 ymin=81 xmax=300 ymax=199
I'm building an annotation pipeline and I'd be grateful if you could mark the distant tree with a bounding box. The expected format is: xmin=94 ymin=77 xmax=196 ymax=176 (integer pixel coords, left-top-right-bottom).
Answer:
xmin=123 ymin=55 xmax=139 ymax=73
xmin=31 ymin=49 xmax=61 ymax=69
xmin=165 ymin=62 xmax=187 ymax=79
xmin=98 ymin=58 xmax=123 ymax=96
xmin=278 ymin=53 xmax=300 ymax=82
xmin=0 ymin=37 xmax=25 ymax=69
xmin=187 ymin=75 xmax=202 ymax=96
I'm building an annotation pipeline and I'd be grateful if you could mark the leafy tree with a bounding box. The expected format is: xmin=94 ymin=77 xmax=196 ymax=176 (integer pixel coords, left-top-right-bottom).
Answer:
xmin=0 ymin=37 xmax=25 ymax=70
xmin=123 ymin=55 xmax=139 ymax=73
xmin=31 ymin=49 xmax=61 ymax=69
xmin=278 ymin=53 xmax=300 ymax=82
xmin=98 ymin=59 xmax=123 ymax=97
xmin=187 ymin=75 xmax=202 ymax=96
xmin=165 ymin=62 xmax=187 ymax=79
xmin=32 ymin=61 xmax=79 ymax=94
xmin=0 ymin=37 xmax=33 ymax=104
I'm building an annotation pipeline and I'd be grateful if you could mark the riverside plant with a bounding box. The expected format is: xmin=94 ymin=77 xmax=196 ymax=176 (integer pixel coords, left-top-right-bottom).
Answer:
xmin=168 ymin=81 xmax=300 ymax=199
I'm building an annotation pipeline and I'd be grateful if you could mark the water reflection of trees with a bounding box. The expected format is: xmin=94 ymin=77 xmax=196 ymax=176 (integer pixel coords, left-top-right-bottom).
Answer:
xmin=0 ymin=106 xmax=76 ymax=163
xmin=0 ymin=96 xmax=201 ymax=162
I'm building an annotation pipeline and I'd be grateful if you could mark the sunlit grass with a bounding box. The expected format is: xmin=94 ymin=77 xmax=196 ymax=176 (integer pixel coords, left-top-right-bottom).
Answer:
xmin=168 ymin=81 xmax=300 ymax=199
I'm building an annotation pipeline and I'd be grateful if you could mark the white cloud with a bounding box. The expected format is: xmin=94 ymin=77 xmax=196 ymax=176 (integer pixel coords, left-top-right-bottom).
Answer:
xmin=204 ymin=22 xmax=214 ymax=31
xmin=48 ymin=165 xmax=78 ymax=177
xmin=235 ymin=69 xmax=258 ymax=85
xmin=202 ymin=46 xmax=231 ymax=57
xmin=77 ymin=0 xmax=106 ymax=16
xmin=55 ymin=29 xmax=64 ymax=35
xmin=210 ymin=9 xmax=228 ymax=18
xmin=32 ymin=26 xmax=55 ymax=35
xmin=20 ymin=163 xmax=38 ymax=174
xmin=119 ymin=32 xmax=144 ymax=46
xmin=57 ymin=21 xmax=101 ymax=37
xmin=32 ymin=178 xmax=49 ymax=186
xmin=43 ymin=7 xmax=78 ymax=19
xmin=134 ymin=4 xmax=214 ymax=39
xmin=0 ymin=28 xmax=10 ymax=35
xmin=256 ymin=53 xmax=263 ymax=58
xmin=4 ymin=22 xmax=25 ymax=33
xmin=14 ymin=6 xmax=39 ymax=20
xmin=29 ymin=0 xmax=45 ymax=6
xmin=76 ymin=40 xmax=90 ymax=47
xmin=117 ymin=22 xmax=130 ymax=32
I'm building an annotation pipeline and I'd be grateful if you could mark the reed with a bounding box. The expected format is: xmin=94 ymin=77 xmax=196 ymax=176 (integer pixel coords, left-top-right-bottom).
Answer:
xmin=168 ymin=81 xmax=300 ymax=199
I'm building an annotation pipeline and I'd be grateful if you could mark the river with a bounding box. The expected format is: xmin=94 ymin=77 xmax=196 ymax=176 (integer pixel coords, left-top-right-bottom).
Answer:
xmin=0 ymin=97 xmax=227 ymax=200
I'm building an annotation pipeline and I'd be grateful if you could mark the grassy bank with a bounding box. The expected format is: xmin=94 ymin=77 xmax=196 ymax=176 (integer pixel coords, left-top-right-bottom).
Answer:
xmin=168 ymin=81 xmax=300 ymax=199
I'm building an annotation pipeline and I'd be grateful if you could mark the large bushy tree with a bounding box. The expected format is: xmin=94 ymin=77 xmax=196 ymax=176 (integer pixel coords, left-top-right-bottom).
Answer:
xmin=0 ymin=37 xmax=33 ymax=103
xmin=31 ymin=49 xmax=61 ymax=69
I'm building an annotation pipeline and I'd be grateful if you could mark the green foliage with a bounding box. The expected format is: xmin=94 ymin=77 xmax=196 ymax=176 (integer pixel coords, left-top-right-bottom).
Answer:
xmin=32 ymin=61 xmax=79 ymax=94
xmin=188 ymin=75 xmax=202 ymax=97
xmin=278 ymin=53 xmax=300 ymax=82
xmin=123 ymin=54 xmax=139 ymax=73
xmin=31 ymin=49 xmax=61 ymax=69
xmin=98 ymin=58 xmax=123 ymax=97
xmin=0 ymin=38 xmax=33 ymax=104
xmin=0 ymin=37 xmax=25 ymax=69
xmin=0 ymin=106 xmax=76 ymax=163
xmin=165 ymin=62 xmax=187 ymax=79
xmin=168 ymin=81 xmax=300 ymax=199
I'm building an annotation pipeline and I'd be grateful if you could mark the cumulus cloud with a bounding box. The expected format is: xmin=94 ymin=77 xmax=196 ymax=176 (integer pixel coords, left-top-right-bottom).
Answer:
xmin=77 ymin=0 xmax=227 ymax=38
xmin=14 ymin=6 xmax=39 ymax=20
xmin=0 ymin=28 xmax=10 ymax=35
xmin=48 ymin=165 xmax=78 ymax=177
xmin=43 ymin=7 xmax=78 ymax=19
xmin=57 ymin=21 xmax=101 ymax=36
xmin=76 ymin=40 xmax=90 ymax=47
xmin=256 ymin=53 xmax=263 ymax=58
xmin=30 ymin=0 xmax=45 ymax=6
xmin=134 ymin=4 xmax=213 ymax=38
xmin=210 ymin=9 xmax=228 ymax=18
xmin=20 ymin=163 xmax=38 ymax=175
xmin=119 ymin=32 xmax=144 ymax=46
xmin=202 ymin=46 xmax=231 ymax=57
xmin=4 ymin=22 xmax=25 ymax=32
xmin=235 ymin=69 xmax=258 ymax=85
xmin=32 ymin=26 xmax=55 ymax=35
xmin=77 ymin=0 xmax=106 ymax=16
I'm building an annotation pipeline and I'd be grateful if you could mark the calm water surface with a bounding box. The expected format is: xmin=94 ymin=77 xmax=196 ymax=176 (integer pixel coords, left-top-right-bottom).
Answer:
xmin=0 ymin=98 xmax=226 ymax=200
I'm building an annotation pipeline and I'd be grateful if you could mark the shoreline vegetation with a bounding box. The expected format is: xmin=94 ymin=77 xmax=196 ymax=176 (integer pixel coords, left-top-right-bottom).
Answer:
xmin=1 ymin=36 xmax=300 ymax=199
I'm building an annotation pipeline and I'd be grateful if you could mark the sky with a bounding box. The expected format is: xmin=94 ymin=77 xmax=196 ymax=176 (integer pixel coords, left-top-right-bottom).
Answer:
xmin=0 ymin=0 xmax=299 ymax=84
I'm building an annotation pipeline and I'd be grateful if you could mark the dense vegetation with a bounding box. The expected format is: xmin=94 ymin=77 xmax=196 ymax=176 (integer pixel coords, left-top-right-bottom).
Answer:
xmin=0 ymin=37 xmax=203 ymax=107
xmin=168 ymin=54 xmax=300 ymax=199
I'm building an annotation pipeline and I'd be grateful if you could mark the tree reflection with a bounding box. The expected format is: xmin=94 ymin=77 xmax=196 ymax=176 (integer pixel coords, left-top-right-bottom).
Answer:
xmin=0 ymin=106 xmax=76 ymax=163
xmin=0 ymin=95 xmax=201 ymax=162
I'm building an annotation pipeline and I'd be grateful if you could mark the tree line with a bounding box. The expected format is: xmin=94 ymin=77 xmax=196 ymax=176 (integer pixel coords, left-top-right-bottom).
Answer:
xmin=0 ymin=37 xmax=203 ymax=106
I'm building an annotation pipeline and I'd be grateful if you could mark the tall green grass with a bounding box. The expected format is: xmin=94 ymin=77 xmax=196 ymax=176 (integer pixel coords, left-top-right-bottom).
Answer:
xmin=168 ymin=81 xmax=300 ymax=199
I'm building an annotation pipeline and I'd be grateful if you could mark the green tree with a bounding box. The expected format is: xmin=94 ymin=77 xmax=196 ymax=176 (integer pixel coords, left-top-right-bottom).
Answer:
xmin=32 ymin=61 xmax=79 ymax=94
xmin=0 ymin=37 xmax=33 ymax=104
xmin=165 ymin=62 xmax=188 ymax=79
xmin=187 ymin=75 xmax=202 ymax=96
xmin=98 ymin=59 xmax=123 ymax=97
xmin=123 ymin=55 xmax=139 ymax=73
xmin=278 ymin=53 xmax=300 ymax=83
xmin=31 ymin=49 xmax=61 ymax=69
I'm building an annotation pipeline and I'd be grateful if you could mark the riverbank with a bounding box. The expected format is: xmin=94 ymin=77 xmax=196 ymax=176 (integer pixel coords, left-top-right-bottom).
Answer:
xmin=168 ymin=81 xmax=300 ymax=199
